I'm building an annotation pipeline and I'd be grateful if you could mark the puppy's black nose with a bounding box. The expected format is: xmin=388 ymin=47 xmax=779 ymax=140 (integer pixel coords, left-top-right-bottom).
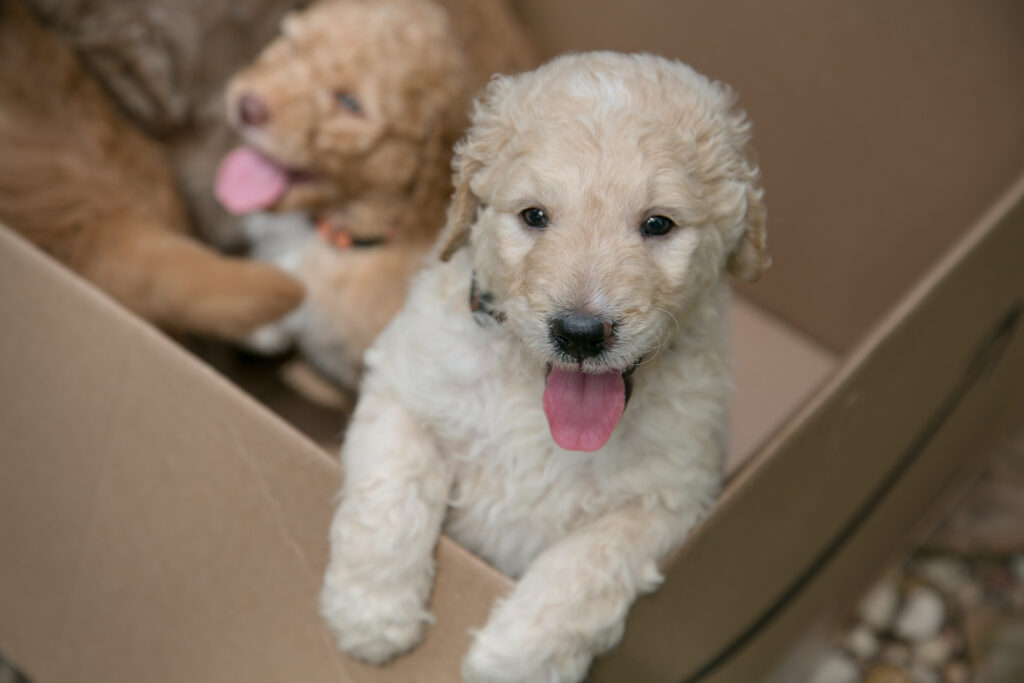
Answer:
xmin=238 ymin=93 xmax=269 ymax=127
xmin=549 ymin=311 xmax=612 ymax=360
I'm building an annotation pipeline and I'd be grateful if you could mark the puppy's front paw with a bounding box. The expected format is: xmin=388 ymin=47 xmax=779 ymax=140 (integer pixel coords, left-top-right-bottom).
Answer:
xmin=461 ymin=629 xmax=591 ymax=683
xmin=243 ymin=321 xmax=294 ymax=355
xmin=319 ymin=578 xmax=430 ymax=664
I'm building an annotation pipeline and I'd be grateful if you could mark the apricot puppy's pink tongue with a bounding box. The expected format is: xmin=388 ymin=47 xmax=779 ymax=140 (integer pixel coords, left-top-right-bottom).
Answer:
xmin=543 ymin=367 xmax=625 ymax=452
xmin=214 ymin=146 xmax=289 ymax=214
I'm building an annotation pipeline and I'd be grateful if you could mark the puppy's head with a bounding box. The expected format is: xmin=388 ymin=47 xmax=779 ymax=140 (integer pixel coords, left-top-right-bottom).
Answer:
xmin=215 ymin=0 xmax=468 ymax=215
xmin=439 ymin=52 xmax=769 ymax=451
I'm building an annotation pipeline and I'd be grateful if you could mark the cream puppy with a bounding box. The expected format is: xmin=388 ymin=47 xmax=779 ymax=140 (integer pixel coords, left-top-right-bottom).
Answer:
xmin=320 ymin=52 xmax=769 ymax=682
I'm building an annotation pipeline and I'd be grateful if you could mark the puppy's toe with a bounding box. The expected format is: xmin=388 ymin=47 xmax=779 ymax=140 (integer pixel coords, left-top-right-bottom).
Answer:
xmin=461 ymin=635 xmax=590 ymax=683
xmin=336 ymin=617 xmax=425 ymax=665
xmin=242 ymin=322 xmax=294 ymax=355
xmin=319 ymin=581 xmax=430 ymax=664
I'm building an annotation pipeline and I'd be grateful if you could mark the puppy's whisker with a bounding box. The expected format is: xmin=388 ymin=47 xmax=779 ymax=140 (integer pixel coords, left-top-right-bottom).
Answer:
xmin=632 ymin=307 xmax=681 ymax=367
xmin=656 ymin=305 xmax=683 ymax=339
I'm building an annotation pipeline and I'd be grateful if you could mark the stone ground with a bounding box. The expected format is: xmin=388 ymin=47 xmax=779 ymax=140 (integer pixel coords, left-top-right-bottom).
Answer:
xmin=807 ymin=437 xmax=1024 ymax=683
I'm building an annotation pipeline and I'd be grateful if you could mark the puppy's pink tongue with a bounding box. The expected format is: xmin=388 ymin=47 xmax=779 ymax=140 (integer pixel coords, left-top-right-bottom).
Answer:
xmin=214 ymin=146 xmax=288 ymax=214
xmin=543 ymin=367 xmax=625 ymax=452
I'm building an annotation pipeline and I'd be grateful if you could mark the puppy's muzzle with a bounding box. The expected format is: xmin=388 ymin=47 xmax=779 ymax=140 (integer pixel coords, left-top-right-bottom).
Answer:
xmin=238 ymin=92 xmax=270 ymax=127
xmin=549 ymin=311 xmax=614 ymax=361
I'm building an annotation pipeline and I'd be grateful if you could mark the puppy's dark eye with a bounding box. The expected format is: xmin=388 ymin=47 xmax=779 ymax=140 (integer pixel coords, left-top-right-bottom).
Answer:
xmin=520 ymin=207 xmax=549 ymax=229
xmin=334 ymin=91 xmax=361 ymax=114
xmin=641 ymin=215 xmax=675 ymax=237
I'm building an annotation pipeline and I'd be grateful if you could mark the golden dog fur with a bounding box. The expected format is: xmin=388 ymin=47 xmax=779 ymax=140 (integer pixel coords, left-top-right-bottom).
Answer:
xmin=0 ymin=2 xmax=303 ymax=340
xmin=226 ymin=0 xmax=535 ymax=387
xmin=226 ymin=0 xmax=535 ymax=238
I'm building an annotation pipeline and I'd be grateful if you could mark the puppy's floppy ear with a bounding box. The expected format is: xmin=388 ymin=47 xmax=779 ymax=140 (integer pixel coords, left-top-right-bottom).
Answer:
xmin=438 ymin=154 xmax=480 ymax=262
xmin=437 ymin=74 xmax=513 ymax=262
xmin=726 ymin=180 xmax=770 ymax=281
xmin=706 ymin=84 xmax=770 ymax=283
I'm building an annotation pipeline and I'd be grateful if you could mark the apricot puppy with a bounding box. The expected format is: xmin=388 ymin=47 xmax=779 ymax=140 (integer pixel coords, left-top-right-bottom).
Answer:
xmin=0 ymin=2 xmax=302 ymax=341
xmin=215 ymin=0 xmax=534 ymax=387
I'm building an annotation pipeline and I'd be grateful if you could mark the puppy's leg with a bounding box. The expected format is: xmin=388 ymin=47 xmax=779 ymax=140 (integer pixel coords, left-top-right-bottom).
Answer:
xmin=82 ymin=227 xmax=304 ymax=341
xmin=320 ymin=387 xmax=451 ymax=663
xmin=462 ymin=503 xmax=705 ymax=683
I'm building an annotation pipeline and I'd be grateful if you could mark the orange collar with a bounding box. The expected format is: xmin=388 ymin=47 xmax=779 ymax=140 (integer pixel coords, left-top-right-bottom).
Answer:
xmin=315 ymin=217 xmax=389 ymax=249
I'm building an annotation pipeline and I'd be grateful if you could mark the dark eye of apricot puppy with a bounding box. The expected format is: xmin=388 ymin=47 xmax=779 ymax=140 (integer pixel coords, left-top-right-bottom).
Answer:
xmin=334 ymin=91 xmax=361 ymax=114
xmin=520 ymin=207 xmax=549 ymax=229
xmin=641 ymin=215 xmax=674 ymax=237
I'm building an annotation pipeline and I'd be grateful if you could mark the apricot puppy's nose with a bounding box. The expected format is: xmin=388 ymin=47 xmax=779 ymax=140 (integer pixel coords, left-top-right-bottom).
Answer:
xmin=238 ymin=93 xmax=269 ymax=127
xmin=549 ymin=311 xmax=612 ymax=361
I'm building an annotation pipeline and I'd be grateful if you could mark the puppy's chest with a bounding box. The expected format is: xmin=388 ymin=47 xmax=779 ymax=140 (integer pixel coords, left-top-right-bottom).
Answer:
xmin=443 ymin=450 xmax=629 ymax=578
xmin=434 ymin=371 xmax=640 ymax=576
xmin=413 ymin=335 xmax=646 ymax=575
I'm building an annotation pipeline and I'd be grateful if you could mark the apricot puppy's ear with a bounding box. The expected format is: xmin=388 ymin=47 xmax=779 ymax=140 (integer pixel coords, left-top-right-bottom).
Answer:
xmin=437 ymin=157 xmax=479 ymax=262
xmin=727 ymin=182 xmax=770 ymax=282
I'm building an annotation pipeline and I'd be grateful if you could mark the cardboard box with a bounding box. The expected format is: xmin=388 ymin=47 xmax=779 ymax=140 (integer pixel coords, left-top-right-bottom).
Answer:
xmin=2 ymin=1 xmax=1023 ymax=681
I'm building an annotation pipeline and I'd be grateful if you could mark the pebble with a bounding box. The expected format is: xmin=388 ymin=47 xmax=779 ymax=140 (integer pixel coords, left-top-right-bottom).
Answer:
xmin=809 ymin=652 xmax=860 ymax=683
xmin=864 ymin=664 xmax=912 ymax=683
xmin=939 ymin=626 xmax=964 ymax=656
xmin=881 ymin=642 xmax=912 ymax=668
xmin=894 ymin=587 xmax=946 ymax=642
xmin=973 ymin=619 xmax=1024 ymax=683
xmin=860 ymin=578 xmax=901 ymax=630
xmin=908 ymin=664 xmax=941 ymax=683
xmin=942 ymin=660 xmax=970 ymax=683
xmin=845 ymin=623 xmax=880 ymax=661
xmin=915 ymin=556 xmax=970 ymax=595
xmin=1009 ymin=584 xmax=1024 ymax=610
xmin=1009 ymin=554 xmax=1024 ymax=587
xmin=964 ymin=608 xmax=1008 ymax=663
xmin=951 ymin=578 xmax=983 ymax=609
xmin=980 ymin=564 xmax=1015 ymax=597
xmin=913 ymin=633 xmax=954 ymax=668
xmin=0 ymin=661 xmax=14 ymax=683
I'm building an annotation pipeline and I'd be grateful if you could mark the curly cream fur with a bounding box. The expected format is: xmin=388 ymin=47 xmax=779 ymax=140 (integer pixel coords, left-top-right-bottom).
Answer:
xmin=230 ymin=0 xmax=534 ymax=386
xmin=320 ymin=52 xmax=769 ymax=682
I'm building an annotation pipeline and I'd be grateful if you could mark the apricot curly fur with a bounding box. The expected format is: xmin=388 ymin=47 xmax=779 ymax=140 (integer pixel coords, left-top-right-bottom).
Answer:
xmin=0 ymin=2 xmax=303 ymax=340
xmin=232 ymin=0 xmax=535 ymax=387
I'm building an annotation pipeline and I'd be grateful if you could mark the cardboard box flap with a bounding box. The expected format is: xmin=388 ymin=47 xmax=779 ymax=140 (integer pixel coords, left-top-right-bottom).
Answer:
xmin=590 ymin=174 xmax=1024 ymax=681
xmin=0 ymin=227 xmax=511 ymax=683
xmin=727 ymin=297 xmax=836 ymax=476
